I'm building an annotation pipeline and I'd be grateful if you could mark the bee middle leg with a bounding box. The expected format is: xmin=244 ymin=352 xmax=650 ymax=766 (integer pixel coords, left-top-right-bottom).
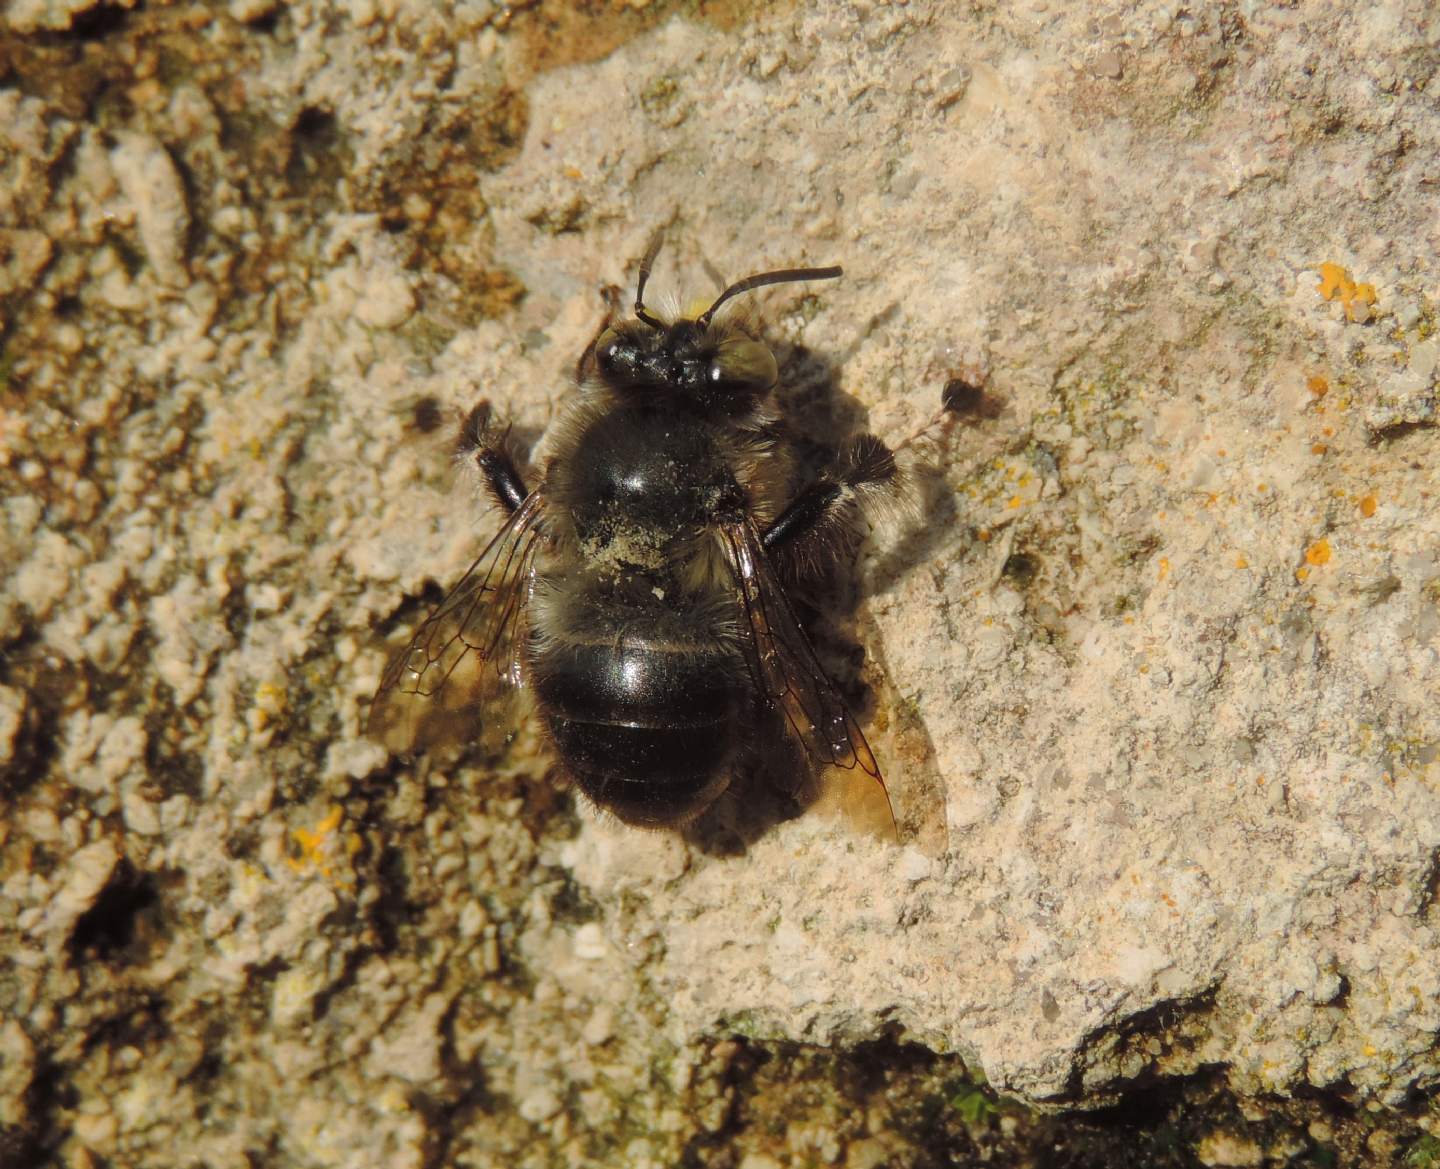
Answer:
xmin=458 ymin=402 xmax=530 ymax=515
xmin=761 ymin=434 xmax=902 ymax=577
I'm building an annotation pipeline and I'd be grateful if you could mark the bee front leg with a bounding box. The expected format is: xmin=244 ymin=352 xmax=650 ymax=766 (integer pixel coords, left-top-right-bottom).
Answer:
xmin=458 ymin=402 xmax=530 ymax=515
xmin=761 ymin=434 xmax=902 ymax=578
xmin=574 ymin=284 xmax=625 ymax=383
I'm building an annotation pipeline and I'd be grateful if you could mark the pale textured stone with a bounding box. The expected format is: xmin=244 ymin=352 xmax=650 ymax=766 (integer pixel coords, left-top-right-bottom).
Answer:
xmin=2 ymin=2 xmax=1437 ymax=1166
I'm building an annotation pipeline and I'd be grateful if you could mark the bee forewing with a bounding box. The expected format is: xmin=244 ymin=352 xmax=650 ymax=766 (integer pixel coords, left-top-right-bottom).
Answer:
xmin=724 ymin=520 xmax=900 ymax=842
xmin=805 ymin=762 xmax=899 ymax=842
xmin=366 ymin=495 xmax=544 ymax=755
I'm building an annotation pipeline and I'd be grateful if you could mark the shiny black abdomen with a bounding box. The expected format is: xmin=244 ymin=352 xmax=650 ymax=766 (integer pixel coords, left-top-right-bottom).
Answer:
xmin=529 ymin=595 xmax=747 ymax=827
xmin=534 ymin=403 xmax=751 ymax=824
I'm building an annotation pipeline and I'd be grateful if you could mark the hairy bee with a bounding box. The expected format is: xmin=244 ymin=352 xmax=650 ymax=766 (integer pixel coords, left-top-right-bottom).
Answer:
xmin=369 ymin=235 xmax=908 ymax=832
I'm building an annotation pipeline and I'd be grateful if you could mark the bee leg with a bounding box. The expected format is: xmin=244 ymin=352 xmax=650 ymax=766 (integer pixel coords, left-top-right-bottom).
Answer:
xmin=458 ymin=402 xmax=530 ymax=515
xmin=761 ymin=434 xmax=901 ymax=571
xmin=763 ymin=374 xmax=985 ymax=572
xmin=574 ymin=284 xmax=625 ymax=383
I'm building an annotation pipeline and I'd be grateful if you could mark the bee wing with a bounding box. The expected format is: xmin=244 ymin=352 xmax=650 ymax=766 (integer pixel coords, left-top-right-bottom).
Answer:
xmin=368 ymin=493 xmax=545 ymax=754
xmin=722 ymin=520 xmax=896 ymax=841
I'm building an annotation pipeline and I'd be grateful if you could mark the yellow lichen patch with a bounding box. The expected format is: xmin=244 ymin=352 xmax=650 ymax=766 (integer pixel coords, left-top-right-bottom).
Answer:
xmin=1305 ymin=538 xmax=1333 ymax=567
xmin=1317 ymin=262 xmax=1378 ymax=322
xmin=1157 ymin=557 xmax=1171 ymax=582
xmin=249 ymin=681 xmax=288 ymax=733
xmin=1359 ymin=492 xmax=1378 ymax=518
xmin=289 ymin=805 xmax=346 ymax=877
xmin=1311 ymin=442 xmax=1328 ymax=455
xmin=1306 ymin=375 xmax=1329 ymax=398
xmin=1234 ymin=554 xmax=1249 ymax=569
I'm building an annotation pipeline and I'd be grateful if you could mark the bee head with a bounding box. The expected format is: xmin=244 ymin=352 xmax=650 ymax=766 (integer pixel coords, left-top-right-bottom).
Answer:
xmin=591 ymin=234 xmax=842 ymax=414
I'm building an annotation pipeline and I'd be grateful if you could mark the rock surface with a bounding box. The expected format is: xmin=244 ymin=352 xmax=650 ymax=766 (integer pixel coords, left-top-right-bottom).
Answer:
xmin=2 ymin=1 xmax=1438 ymax=1165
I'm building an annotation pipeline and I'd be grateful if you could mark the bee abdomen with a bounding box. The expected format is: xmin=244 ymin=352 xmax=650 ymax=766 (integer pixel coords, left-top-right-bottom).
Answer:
xmin=531 ymin=637 xmax=745 ymax=827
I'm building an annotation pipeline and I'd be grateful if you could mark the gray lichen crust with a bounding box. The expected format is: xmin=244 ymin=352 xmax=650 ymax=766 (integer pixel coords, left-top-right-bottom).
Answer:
xmin=1 ymin=1 xmax=1438 ymax=1166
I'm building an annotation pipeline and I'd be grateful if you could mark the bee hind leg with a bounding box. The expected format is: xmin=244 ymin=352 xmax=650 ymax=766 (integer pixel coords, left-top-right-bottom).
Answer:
xmin=760 ymin=433 xmax=903 ymax=577
xmin=762 ymin=370 xmax=983 ymax=579
xmin=458 ymin=401 xmax=530 ymax=514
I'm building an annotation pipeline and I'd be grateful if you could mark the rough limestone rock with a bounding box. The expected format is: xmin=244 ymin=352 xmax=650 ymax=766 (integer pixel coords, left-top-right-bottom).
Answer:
xmin=1 ymin=2 xmax=1437 ymax=1165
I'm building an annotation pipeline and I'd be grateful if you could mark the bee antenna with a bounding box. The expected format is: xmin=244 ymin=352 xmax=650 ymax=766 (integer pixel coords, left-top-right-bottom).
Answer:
xmin=697 ymin=264 xmax=844 ymax=329
xmin=634 ymin=228 xmax=667 ymax=330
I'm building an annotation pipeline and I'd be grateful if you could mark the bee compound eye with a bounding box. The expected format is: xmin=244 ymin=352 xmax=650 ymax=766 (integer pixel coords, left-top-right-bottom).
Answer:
xmin=595 ymin=328 xmax=623 ymax=370
xmin=709 ymin=338 xmax=778 ymax=393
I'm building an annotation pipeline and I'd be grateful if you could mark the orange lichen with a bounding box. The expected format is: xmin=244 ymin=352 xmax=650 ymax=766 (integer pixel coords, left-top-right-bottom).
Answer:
xmin=1305 ymin=538 xmax=1333 ymax=566
xmin=1317 ymin=263 xmax=1346 ymax=299
xmin=1317 ymin=262 xmax=1378 ymax=322
xmin=1157 ymin=557 xmax=1171 ymax=581
xmin=1311 ymin=443 xmax=1328 ymax=455
xmin=1306 ymin=375 xmax=1329 ymax=398
xmin=289 ymin=805 xmax=345 ymax=876
xmin=1235 ymin=554 xmax=1249 ymax=569
xmin=1359 ymin=492 xmax=1378 ymax=517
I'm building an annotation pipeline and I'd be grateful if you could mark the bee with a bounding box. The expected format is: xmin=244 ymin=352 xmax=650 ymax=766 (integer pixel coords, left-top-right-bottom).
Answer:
xmin=368 ymin=234 xmax=911 ymax=833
